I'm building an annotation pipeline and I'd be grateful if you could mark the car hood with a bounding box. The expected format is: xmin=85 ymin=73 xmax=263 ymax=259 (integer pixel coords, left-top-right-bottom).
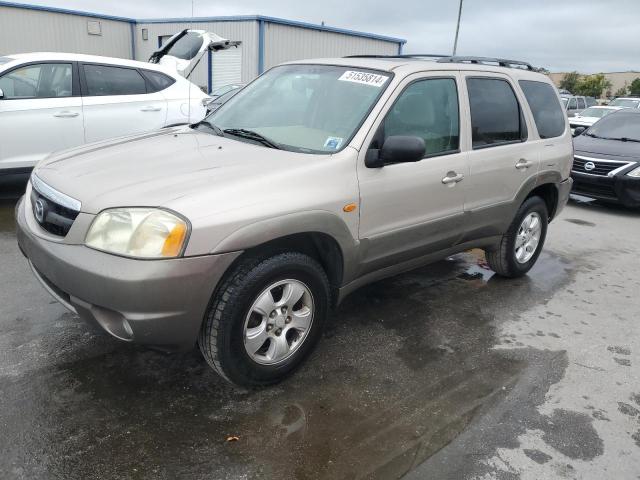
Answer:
xmin=34 ymin=127 xmax=327 ymax=215
xmin=573 ymin=134 xmax=640 ymax=161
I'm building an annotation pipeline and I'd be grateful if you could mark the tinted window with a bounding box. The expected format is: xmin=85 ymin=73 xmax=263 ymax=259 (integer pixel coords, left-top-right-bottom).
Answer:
xmin=588 ymin=112 xmax=640 ymax=141
xmin=519 ymin=80 xmax=565 ymax=139
xmin=142 ymin=69 xmax=175 ymax=92
xmin=383 ymin=78 xmax=459 ymax=156
xmin=577 ymin=97 xmax=586 ymax=109
xmin=163 ymin=32 xmax=203 ymax=60
xmin=467 ymin=78 xmax=526 ymax=148
xmin=84 ymin=64 xmax=146 ymax=96
xmin=568 ymin=98 xmax=577 ymax=109
xmin=0 ymin=63 xmax=72 ymax=99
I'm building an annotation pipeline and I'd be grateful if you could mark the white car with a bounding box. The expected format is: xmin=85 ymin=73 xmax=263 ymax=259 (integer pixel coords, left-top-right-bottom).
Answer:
xmin=0 ymin=29 xmax=239 ymax=181
xmin=569 ymin=106 xmax=626 ymax=134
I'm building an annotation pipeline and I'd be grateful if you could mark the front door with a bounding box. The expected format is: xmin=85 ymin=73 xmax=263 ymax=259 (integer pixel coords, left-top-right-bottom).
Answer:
xmin=357 ymin=72 xmax=468 ymax=275
xmin=0 ymin=62 xmax=84 ymax=171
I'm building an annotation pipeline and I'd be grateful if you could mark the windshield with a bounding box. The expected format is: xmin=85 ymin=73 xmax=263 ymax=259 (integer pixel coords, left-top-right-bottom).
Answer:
xmin=579 ymin=108 xmax=612 ymax=118
xmin=609 ymin=98 xmax=640 ymax=108
xmin=207 ymin=64 xmax=392 ymax=153
xmin=587 ymin=112 xmax=640 ymax=141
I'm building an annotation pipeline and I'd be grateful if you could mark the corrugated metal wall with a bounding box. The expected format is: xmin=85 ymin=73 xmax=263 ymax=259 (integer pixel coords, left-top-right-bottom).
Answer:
xmin=263 ymin=23 xmax=399 ymax=70
xmin=134 ymin=21 xmax=258 ymax=89
xmin=0 ymin=5 xmax=133 ymax=59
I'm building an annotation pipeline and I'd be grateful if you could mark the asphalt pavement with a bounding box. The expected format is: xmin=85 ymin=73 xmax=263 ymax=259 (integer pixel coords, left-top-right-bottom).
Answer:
xmin=0 ymin=191 xmax=638 ymax=480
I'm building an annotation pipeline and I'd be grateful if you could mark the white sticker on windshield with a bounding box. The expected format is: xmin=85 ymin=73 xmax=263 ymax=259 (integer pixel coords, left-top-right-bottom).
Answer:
xmin=338 ymin=71 xmax=389 ymax=87
xmin=324 ymin=137 xmax=343 ymax=150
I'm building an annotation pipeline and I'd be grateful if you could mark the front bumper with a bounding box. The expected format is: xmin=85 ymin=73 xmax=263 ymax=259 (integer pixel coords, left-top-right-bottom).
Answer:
xmin=16 ymin=197 xmax=241 ymax=351
xmin=571 ymin=171 xmax=640 ymax=207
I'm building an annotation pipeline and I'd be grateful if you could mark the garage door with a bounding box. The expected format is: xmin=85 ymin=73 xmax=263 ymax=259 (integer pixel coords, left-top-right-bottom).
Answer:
xmin=210 ymin=46 xmax=242 ymax=91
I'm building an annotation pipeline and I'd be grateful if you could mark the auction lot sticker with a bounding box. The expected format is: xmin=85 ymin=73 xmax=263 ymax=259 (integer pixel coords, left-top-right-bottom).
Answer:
xmin=338 ymin=71 xmax=389 ymax=87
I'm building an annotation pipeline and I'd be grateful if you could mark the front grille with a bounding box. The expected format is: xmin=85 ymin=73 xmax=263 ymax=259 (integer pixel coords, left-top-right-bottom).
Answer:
xmin=30 ymin=187 xmax=79 ymax=237
xmin=572 ymin=156 xmax=630 ymax=177
xmin=572 ymin=180 xmax=617 ymax=200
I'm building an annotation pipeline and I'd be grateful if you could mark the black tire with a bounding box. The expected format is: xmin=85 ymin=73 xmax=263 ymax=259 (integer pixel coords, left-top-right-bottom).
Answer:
xmin=485 ymin=196 xmax=549 ymax=278
xmin=198 ymin=252 xmax=330 ymax=387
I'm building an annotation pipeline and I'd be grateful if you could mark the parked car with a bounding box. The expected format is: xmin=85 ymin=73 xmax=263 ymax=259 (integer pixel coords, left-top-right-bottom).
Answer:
xmin=204 ymin=86 xmax=243 ymax=114
xmin=608 ymin=96 xmax=640 ymax=109
xmin=16 ymin=55 xmax=573 ymax=386
xmin=571 ymin=109 xmax=640 ymax=207
xmin=560 ymin=95 xmax=589 ymax=117
xmin=569 ymin=106 xmax=625 ymax=134
xmin=0 ymin=29 xmax=238 ymax=183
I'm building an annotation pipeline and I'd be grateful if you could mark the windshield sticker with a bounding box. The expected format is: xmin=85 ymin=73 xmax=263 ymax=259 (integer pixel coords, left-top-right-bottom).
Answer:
xmin=338 ymin=71 xmax=389 ymax=87
xmin=324 ymin=137 xmax=343 ymax=150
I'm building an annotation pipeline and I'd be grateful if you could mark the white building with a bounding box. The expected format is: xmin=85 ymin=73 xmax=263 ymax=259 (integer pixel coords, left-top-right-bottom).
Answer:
xmin=0 ymin=1 xmax=406 ymax=92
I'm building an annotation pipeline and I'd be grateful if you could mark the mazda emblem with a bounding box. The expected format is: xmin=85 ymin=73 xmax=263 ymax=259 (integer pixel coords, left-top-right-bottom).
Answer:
xmin=34 ymin=199 xmax=45 ymax=223
xmin=584 ymin=162 xmax=596 ymax=172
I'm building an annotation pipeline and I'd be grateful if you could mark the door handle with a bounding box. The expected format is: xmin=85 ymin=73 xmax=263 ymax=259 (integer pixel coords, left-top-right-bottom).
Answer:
xmin=140 ymin=106 xmax=162 ymax=112
xmin=515 ymin=159 xmax=533 ymax=170
xmin=442 ymin=172 xmax=464 ymax=185
xmin=53 ymin=111 xmax=79 ymax=118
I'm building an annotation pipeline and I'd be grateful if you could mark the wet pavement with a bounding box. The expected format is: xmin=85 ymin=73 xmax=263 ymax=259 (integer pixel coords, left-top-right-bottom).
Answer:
xmin=0 ymin=190 xmax=639 ymax=480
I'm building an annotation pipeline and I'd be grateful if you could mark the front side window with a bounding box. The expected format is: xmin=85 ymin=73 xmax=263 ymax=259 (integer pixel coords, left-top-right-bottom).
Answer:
xmin=208 ymin=64 xmax=391 ymax=153
xmin=518 ymin=80 xmax=565 ymax=139
xmin=83 ymin=64 xmax=147 ymax=96
xmin=382 ymin=78 xmax=459 ymax=156
xmin=0 ymin=63 xmax=72 ymax=99
xmin=467 ymin=77 xmax=527 ymax=149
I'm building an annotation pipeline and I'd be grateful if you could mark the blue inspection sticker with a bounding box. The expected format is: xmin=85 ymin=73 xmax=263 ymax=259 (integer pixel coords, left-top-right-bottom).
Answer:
xmin=324 ymin=137 xmax=343 ymax=150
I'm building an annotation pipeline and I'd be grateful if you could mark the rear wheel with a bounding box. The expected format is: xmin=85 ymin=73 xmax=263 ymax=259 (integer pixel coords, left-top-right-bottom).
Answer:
xmin=485 ymin=196 xmax=548 ymax=278
xmin=198 ymin=252 xmax=330 ymax=387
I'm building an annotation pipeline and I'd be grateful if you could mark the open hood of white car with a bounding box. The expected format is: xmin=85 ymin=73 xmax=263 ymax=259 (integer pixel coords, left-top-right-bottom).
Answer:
xmin=148 ymin=29 xmax=241 ymax=78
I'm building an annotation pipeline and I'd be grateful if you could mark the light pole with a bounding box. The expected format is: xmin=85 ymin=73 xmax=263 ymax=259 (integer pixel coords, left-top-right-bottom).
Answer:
xmin=452 ymin=0 xmax=464 ymax=56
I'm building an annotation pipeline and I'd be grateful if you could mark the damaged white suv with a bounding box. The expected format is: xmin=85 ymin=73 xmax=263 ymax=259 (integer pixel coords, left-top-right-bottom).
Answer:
xmin=0 ymin=29 xmax=239 ymax=182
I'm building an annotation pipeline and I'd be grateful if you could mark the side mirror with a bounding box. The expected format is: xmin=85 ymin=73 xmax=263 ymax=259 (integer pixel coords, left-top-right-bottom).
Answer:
xmin=573 ymin=126 xmax=586 ymax=137
xmin=0 ymin=88 xmax=4 ymax=99
xmin=365 ymin=135 xmax=426 ymax=168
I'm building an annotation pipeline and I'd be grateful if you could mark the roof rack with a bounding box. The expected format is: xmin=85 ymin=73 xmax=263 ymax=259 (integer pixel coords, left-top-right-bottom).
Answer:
xmin=344 ymin=54 xmax=535 ymax=71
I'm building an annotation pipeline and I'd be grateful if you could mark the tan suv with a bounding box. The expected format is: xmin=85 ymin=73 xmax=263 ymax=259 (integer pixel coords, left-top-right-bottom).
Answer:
xmin=16 ymin=55 xmax=573 ymax=386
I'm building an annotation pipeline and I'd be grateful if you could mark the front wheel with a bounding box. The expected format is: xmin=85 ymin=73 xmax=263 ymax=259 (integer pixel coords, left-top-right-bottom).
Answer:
xmin=485 ymin=196 xmax=549 ymax=278
xmin=198 ymin=252 xmax=330 ymax=387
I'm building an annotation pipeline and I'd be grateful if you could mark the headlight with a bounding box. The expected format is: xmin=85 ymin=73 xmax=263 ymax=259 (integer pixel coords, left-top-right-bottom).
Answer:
xmin=85 ymin=208 xmax=188 ymax=258
xmin=627 ymin=165 xmax=640 ymax=178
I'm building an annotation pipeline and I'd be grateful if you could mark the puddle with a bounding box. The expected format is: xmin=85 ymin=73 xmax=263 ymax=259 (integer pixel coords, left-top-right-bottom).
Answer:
xmin=0 ymin=246 xmax=576 ymax=479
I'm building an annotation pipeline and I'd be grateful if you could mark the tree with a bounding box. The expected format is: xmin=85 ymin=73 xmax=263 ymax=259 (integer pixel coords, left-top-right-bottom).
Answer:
xmin=630 ymin=78 xmax=640 ymax=95
xmin=559 ymin=71 xmax=580 ymax=93
xmin=574 ymin=74 xmax=612 ymax=98
xmin=614 ymin=84 xmax=629 ymax=97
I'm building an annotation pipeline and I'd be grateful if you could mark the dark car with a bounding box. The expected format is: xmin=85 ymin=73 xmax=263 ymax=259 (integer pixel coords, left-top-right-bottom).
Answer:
xmin=571 ymin=109 xmax=640 ymax=207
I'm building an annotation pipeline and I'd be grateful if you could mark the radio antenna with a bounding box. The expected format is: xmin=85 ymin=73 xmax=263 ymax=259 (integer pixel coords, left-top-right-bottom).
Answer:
xmin=187 ymin=0 xmax=194 ymax=123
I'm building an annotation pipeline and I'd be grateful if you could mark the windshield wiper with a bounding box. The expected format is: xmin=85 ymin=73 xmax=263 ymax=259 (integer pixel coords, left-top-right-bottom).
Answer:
xmin=191 ymin=119 xmax=224 ymax=136
xmin=223 ymin=128 xmax=281 ymax=149
xmin=583 ymin=132 xmax=600 ymax=138
xmin=602 ymin=136 xmax=640 ymax=143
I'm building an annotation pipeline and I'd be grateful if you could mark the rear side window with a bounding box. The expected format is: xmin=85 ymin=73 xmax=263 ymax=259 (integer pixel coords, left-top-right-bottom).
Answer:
xmin=383 ymin=78 xmax=460 ymax=157
xmin=568 ymin=98 xmax=577 ymax=109
xmin=467 ymin=77 xmax=527 ymax=149
xmin=142 ymin=70 xmax=176 ymax=93
xmin=83 ymin=64 xmax=147 ymax=96
xmin=577 ymin=97 xmax=586 ymax=109
xmin=519 ymin=80 xmax=566 ymax=139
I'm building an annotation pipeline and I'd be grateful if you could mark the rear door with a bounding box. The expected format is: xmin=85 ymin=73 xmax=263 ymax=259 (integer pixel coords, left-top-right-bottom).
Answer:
xmin=80 ymin=63 xmax=167 ymax=143
xmin=460 ymin=72 xmax=538 ymax=240
xmin=0 ymin=61 xmax=84 ymax=171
